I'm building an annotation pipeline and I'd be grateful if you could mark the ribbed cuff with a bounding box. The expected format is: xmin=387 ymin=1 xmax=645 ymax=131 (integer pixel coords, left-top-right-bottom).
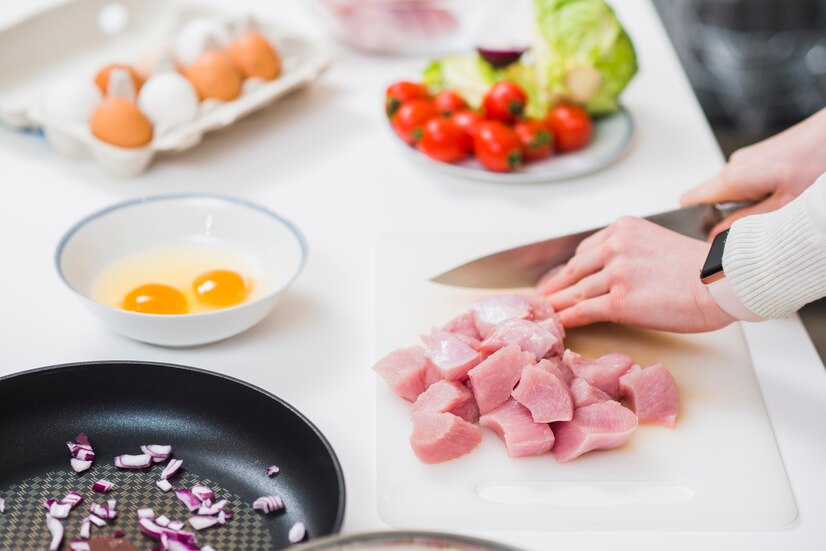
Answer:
xmin=723 ymin=173 xmax=826 ymax=319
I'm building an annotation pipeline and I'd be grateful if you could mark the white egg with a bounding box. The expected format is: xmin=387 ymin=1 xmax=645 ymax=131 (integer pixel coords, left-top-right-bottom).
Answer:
xmin=175 ymin=18 xmax=231 ymax=67
xmin=43 ymin=77 xmax=102 ymax=124
xmin=137 ymin=72 xmax=199 ymax=132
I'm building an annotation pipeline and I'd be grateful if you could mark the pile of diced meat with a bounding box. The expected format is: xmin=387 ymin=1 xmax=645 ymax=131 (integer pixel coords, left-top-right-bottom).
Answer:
xmin=373 ymin=293 xmax=679 ymax=464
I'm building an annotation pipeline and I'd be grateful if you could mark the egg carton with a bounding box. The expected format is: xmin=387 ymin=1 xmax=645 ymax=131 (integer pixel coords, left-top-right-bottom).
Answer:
xmin=0 ymin=0 xmax=330 ymax=176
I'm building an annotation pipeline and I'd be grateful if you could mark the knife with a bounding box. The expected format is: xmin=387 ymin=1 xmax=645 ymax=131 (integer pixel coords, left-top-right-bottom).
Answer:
xmin=430 ymin=202 xmax=750 ymax=289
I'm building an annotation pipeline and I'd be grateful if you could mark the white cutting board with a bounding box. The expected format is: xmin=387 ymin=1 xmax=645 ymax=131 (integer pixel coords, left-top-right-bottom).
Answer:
xmin=375 ymin=234 xmax=797 ymax=530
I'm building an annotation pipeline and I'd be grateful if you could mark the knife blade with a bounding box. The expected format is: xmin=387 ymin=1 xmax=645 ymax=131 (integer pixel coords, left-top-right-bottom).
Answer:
xmin=430 ymin=203 xmax=744 ymax=289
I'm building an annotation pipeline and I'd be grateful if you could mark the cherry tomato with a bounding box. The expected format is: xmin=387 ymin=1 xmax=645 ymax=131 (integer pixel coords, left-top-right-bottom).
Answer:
xmin=482 ymin=81 xmax=527 ymax=123
xmin=514 ymin=119 xmax=553 ymax=161
xmin=386 ymin=81 xmax=428 ymax=118
xmin=434 ymin=90 xmax=468 ymax=117
xmin=391 ymin=99 xmax=438 ymax=144
xmin=418 ymin=117 xmax=471 ymax=162
xmin=450 ymin=109 xmax=484 ymax=141
xmin=473 ymin=120 xmax=523 ymax=172
xmin=544 ymin=104 xmax=593 ymax=152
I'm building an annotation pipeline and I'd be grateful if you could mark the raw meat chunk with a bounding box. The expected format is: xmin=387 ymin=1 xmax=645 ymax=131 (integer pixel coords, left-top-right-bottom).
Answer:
xmin=540 ymin=356 xmax=575 ymax=385
xmin=442 ymin=312 xmax=482 ymax=341
xmin=373 ymin=346 xmax=430 ymax=402
xmin=468 ymin=344 xmax=535 ymax=414
xmin=425 ymin=327 xmax=483 ymax=382
xmin=479 ymin=319 xmax=559 ymax=360
xmin=528 ymin=294 xmax=556 ymax=321
xmin=512 ymin=363 xmax=573 ymax=423
xmin=563 ymin=350 xmax=633 ymax=399
xmin=469 ymin=295 xmax=533 ymax=338
xmin=551 ymin=401 xmax=638 ymax=463
xmin=410 ymin=411 xmax=482 ymax=464
xmin=569 ymin=377 xmax=612 ymax=408
xmin=411 ymin=380 xmax=480 ymax=423
xmin=538 ymin=318 xmax=565 ymax=356
xmin=619 ymin=364 xmax=679 ymax=427
xmin=480 ymin=399 xmax=555 ymax=457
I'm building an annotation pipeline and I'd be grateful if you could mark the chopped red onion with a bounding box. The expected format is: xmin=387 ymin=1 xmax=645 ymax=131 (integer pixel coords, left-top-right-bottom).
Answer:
xmin=161 ymin=458 xmax=183 ymax=480
xmin=107 ymin=499 xmax=117 ymax=511
xmin=92 ymin=480 xmax=113 ymax=493
xmin=79 ymin=517 xmax=91 ymax=539
xmin=476 ymin=46 xmax=528 ymax=68
xmin=202 ymin=547 xmax=217 ymax=551
xmin=46 ymin=513 xmax=64 ymax=551
xmin=137 ymin=507 xmax=155 ymax=519
xmin=266 ymin=465 xmax=280 ymax=476
xmin=191 ymin=485 xmax=214 ymax=502
xmin=43 ymin=498 xmax=56 ymax=509
xmin=162 ymin=536 xmax=200 ymax=551
xmin=197 ymin=499 xmax=226 ymax=516
xmin=113 ymin=530 xmax=126 ymax=538
xmin=63 ymin=492 xmax=83 ymax=508
xmin=89 ymin=502 xmax=117 ymax=520
xmin=175 ymin=489 xmax=202 ymax=512
xmin=252 ymin=495 xmax=284 ymax=514
xmin=71 ymin=458 xmax=93 ymax=473
xmin=49 ymin=501 xmax=72 ymax=519
xmin=217 ymin=510 xmax=227 ymax=525
xmin=188 ymin=515 xmax=220 ymax=530
xmin=88 ymin=514 xmax=107 ymax=527
xmin=222 ymin=509 xmax=234 ymax=520
xmin=157 ymin=479 xmax=173 ymax=493
xmin=138 ymin=518 xmax=197 ymax=545
xmin=69 ymin=541 xmax=90 ymax=551
xmin=0 ymin=496 xmax=4 ymax=514
xmin=141 ymin=444 xmax=173 ymax=462
xmin=67 ymin=433 xmax=95 ymax=462
xmin=167 ymin=519 xmax=185 ymax=531
xmin=155 ymin=514 xmax=170 ymax=527
xmin=114 ymin=453 xmax=152 ymax=469
xmin=288 ymin=521 xmax=306 ymax=543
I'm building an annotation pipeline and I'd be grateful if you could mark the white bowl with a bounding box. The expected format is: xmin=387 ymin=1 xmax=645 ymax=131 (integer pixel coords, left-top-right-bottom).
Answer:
xmin=56 ymin=194 xmax=307 ymax=346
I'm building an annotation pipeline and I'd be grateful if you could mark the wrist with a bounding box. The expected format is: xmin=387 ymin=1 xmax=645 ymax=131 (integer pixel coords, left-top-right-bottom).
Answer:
xmin=700 ymin=228 xmax=765 ymax=323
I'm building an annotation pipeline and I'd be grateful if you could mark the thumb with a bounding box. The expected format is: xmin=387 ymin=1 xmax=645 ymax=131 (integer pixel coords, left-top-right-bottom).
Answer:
xmin=681 ymin=168 xmax=739 ymax=207
xmin=706 ymin=196 xmax=783 ymax=240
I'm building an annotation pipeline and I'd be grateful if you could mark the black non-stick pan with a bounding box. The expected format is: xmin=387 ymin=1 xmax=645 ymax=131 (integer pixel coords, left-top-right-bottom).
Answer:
xmin=0 ymin=361 xmax=345 ymax=550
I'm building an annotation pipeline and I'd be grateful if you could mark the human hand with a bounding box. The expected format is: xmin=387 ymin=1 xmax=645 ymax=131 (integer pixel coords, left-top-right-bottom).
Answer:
xmin=536 ymin=217 xmax=735 ymax=332
xmin=681 ymin=107 xmax=826 ymax=237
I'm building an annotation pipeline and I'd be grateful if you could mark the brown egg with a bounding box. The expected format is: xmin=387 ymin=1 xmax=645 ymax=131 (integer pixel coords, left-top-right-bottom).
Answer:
xmin=228 ymin=31 xmax=281 ymax=81
xmin=91 ymin=97 xmax=153 ymax=148
xmin=184 ymin=50 xmax=243 ymax=101
xmin=95 ymin=64 xmax=145 ymax=94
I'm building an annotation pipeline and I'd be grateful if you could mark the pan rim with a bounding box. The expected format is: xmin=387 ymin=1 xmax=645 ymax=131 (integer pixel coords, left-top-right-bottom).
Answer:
xmin=0 ymin=359 xmax=347 ymax=536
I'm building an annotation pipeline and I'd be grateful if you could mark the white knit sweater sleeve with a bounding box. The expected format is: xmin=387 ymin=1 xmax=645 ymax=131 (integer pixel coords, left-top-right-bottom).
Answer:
xmin=723 ymin=172 xmax=826 ymax=319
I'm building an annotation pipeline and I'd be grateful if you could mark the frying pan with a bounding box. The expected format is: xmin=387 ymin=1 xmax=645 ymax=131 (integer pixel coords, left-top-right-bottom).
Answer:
xmin=0 ymin=361 xmax=345 ymax=550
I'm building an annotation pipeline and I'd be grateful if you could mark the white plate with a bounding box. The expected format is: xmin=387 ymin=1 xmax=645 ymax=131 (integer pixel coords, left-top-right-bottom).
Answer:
xmin=398 ymin=107 xmax=634 ymax=183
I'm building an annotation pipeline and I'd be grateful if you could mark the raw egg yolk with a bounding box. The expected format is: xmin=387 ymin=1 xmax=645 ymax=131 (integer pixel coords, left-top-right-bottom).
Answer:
xmin=193 ymin=270 xmax=250 ymax=307
xmin=122 ymin=284 xmax=188 ymax=315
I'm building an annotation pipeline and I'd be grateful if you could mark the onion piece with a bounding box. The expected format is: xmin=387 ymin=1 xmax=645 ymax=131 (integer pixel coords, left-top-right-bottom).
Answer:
xmin=288 ymin=521 xmax=306 ymax=543
xmin=137 ymin=507 xmax=155 ymax=519
xmin=71 ymin=458 xmax=93 ymax=473
xmin=188 ymin=515 xmax=220 ymax=530
xmin=0 ymin=496 xmax=4 ymax=514
xmin=476 ymin=46 xmax=528 ymax=68
xmin=113 ymin=530 xmax=126 ymax=538
xmin=138 ymin=518 xmax=197 ymax=545
xmin=175 ymin=488 xmax=202 ymax=512
xmin=49 ymin=501 xmax=72 ymax=519
xmin=107 ymin=499 xmax=117 ymax=511
xmin=69 ymin=541 xmax=90 ymax=551
xmin=88 ymin=514 xmax=107 ymax=527
xmin=217 ymin=510 xmax=227 ymax=525
xmin=114 ymin=453 xmax=152 ymax=469
xmin=161 ymin=458 xmax=183 ymax=480
xmin=67 ymin=433 xmax=95 ymax=462
xmin=92 ymin=480 xmax=113 ymax=493
xmin=46 ymin=513 xmax=64 ymax=551
xmin=44 ymin=498 xmax=56 ymax=509
xmin=167 ymin=519 xmax=185 ymax=531
xmin=79 ymin=517 xmax=91 ymax=539
xmin=89 ymin=502 xmax=117 ymax=520
xmin=198 ymin=499 xmax=226 ymax=516
xmin=140 ymin=444 xmax=173 ymax=462
xmin=191 ymin=484 xmax=214 ymax=502
xmin=155 ymin=514 xmax=170 ymax=527
xmin=266 ymin=465 xmax=280 ymax=476
xmin=157 ymin=479 xmax=173 ymax=493
xmin=252 ymin=495 xmax=284 ymax=514
xmin=63 ymin=492 xmax=83 ymax=508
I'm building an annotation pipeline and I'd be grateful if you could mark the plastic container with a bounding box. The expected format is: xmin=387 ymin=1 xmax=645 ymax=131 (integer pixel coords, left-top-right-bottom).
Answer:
xmin=0 ymin=0 xmax=330 ymax=176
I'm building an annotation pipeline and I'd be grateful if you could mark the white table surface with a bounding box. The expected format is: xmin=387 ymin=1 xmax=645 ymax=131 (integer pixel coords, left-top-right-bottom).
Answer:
xmin=1 ymin=1 xmax=825 ymax=549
